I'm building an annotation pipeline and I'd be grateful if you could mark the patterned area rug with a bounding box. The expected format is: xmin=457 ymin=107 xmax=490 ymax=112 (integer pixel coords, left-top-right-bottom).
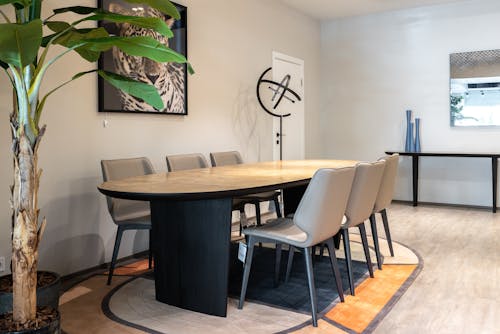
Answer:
xmin=226 ymin=246 xmax=372 ymax=313
xmin=89 ymin=236 xmax=421 ymax=333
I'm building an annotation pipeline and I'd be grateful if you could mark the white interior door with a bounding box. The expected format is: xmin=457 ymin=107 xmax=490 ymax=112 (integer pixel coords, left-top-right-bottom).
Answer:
xmin=272 ymin=52 xmax=305 ymax=161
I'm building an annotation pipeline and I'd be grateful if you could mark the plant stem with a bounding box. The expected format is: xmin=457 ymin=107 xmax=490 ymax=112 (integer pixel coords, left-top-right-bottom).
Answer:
xmin=43 ymin=12 xmax=57 ymax=23
xmin=9 ymin=65 xmax=37 ymax=144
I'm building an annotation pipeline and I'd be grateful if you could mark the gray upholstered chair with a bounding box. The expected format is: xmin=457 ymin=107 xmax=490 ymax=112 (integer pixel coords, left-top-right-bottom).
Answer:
xmin=209 ymin=151 xmax=282 ymax=226
xmin=369 ymin=154 xmax=399 ymax=269
xmin=101 ymin=157 xmax=154 ymax=285
xmin=341 ymin=161 xmax=385 ymax=296
xmin=166 ymin=153 xmax=209 ymax=172
xmin=238 ymin=167 xmax=356 ymax=327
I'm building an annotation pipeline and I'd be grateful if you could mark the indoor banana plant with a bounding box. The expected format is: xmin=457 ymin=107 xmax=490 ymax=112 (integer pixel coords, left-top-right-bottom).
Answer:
xmin=0 ymin=0 xmax=190 ymax=329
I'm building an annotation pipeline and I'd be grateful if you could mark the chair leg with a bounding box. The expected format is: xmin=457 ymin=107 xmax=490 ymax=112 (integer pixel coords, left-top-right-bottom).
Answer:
xmin=319 ymin=244 xmax=326 ymax=259
xmin=274 ymin=243 xmax=282 ymax=287
xmin=273 ymin=196 xmax=282 ymax=218
xmin=238 ymin=236 xmax=256 ymax=309
xmin=253 ymin=203 xmax=264 ymax=247
xmin=358 ymin=223 xmax=374 ymax=278
xmin=381 ymin=209 xmax=395 ymax=257
xmin=303 ymin=247 xmax=318 ymax=327
xmin=148 ymin=228 xmax=153 ymax=269
xmin=325 ymin=238 xmax=344 ymax=302
xmin=285 ymin=245 xmax=295 ymax=283
xmin=254 ymin=202 xmax=262 ymax=226
xmin=239 ymin=209 xmax=246 ymax=235
xmin=333 ymin=232 xmax=341 ymax=249
xmin=108 ymin=225 xmax=125 ymax=285
xmin=369 ymin=214 xmax=383 ymax=270
xmin=341 ymin=229 xmax=355 ymax=295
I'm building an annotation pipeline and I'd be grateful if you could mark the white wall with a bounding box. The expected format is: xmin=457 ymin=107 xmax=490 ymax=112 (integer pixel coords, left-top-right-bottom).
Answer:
xmin=320 ymin=0 xmax=500 ymax=206
xmin=0 ymin=0 xmax=320 ymax=275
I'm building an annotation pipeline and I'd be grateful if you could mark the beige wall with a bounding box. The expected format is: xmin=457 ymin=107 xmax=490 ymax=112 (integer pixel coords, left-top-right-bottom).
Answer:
xmin=0 ymin=0 xmax=320 ymax=275
xmin=320 ymin=0 xmax=500 ymax=206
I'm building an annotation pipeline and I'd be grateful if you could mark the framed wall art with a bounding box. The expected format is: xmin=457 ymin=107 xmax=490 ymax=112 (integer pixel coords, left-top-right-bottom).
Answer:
xmin=450 ymin=49 xmax=500 ymax=126
xmin=98 ymin=0 xmax=188 ymax=115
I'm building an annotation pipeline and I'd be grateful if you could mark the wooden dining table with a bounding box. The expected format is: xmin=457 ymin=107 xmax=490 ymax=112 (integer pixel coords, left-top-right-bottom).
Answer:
xmin=98 ymin=159 xmax=357 ymax=317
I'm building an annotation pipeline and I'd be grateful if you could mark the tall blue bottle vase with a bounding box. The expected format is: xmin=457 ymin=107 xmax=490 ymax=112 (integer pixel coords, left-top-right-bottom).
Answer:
xmin=414 ymin=118 xmax=421 ymax=152
xmin=405 ymin=110 xmax=413 ymax=152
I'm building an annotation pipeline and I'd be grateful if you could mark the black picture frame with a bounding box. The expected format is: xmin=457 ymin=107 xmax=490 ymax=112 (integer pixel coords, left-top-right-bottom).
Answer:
xmin=98 ymin=0 xmax=188 ymax=115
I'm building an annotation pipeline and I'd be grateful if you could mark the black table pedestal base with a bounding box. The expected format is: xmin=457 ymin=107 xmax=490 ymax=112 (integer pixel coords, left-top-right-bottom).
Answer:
xmin=150 ymin=198 xmax=233 ymax=317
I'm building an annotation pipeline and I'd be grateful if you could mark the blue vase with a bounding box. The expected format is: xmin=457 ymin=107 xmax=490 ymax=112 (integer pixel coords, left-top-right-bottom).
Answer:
xmin=405 ymin=110 xmax=413 ymax=152
xmin=414 ymin=118 xmax=421 ymax=152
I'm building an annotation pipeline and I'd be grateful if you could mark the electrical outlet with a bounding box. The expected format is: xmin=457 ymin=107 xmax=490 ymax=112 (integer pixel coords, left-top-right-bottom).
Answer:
xmin=0 ymin=257 xmax=5 ymax=272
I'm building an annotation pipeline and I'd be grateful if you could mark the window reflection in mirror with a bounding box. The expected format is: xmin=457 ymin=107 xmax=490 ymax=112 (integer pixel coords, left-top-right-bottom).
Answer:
xmin=450 ymin=49 xmax=500 ymax=127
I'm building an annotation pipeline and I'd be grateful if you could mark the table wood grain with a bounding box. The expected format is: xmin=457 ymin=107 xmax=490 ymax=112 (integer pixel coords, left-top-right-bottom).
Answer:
xmin=98 ymin=159 xmax=358 ymax=200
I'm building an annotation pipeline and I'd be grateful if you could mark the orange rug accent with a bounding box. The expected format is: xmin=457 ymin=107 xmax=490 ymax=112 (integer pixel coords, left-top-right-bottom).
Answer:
xmin=292 ymin=319 xmax=350 ymax=333
xmin=325 ymin=264 xmax=417 ymax=333
xmin=104 ymin=259 xmax=152 ymax=276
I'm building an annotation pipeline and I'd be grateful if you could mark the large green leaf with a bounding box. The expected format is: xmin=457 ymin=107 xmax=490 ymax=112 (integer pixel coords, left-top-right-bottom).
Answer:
xmin=0 ymin=19 xmax=42 ymax=68
xmin=85 ymin=13 xmax=173 ymax=38
xmin=42 ymin=28 xmax=96 ymax=47
xmin=54 ymin=1 xmax=179 ymax=19
xmin=45 ymin=21 xmax=71 ymax=33
xmin=122 ymin=0 xmax=180 ymax=19
xmin=46 ymin=27 xmax=109 ymax=62
xmin=98 ymin=70 xmax=164 ymax=110
xmin=187 ymin=63 xmax=194 ymax=75
xmin=53 ymin=6 xmax=98 ymax=15
xmin=70 ymin=29 xmax=110 ymax=62
xmin=52 ymin=8 xmax=173 ymax=38
xmin=81 ymin=36 xmax=187 ymax=63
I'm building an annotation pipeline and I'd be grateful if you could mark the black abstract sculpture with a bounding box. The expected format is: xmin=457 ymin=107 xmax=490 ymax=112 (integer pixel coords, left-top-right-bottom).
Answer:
xmin=256 ymin=67 xmax=302 ymax=160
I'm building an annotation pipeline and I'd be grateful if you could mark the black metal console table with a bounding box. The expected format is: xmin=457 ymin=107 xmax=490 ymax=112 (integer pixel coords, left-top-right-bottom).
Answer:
xmin=385 ymin=151 xmax=500 ymax=213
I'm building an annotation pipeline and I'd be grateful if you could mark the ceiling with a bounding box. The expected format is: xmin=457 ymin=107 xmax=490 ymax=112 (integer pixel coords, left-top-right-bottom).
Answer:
xmin=278 ymin=0 xmax=467 ymax=20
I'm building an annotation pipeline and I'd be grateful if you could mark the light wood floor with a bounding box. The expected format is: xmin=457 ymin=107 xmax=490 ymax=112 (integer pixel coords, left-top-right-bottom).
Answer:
xmin=373 ymin=203 xmax=500 ymax=334
xmin=60 ymin=203 xmax=498 ymax=333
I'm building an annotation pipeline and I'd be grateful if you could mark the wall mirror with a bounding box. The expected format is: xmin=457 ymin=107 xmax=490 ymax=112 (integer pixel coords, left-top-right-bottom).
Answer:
xmin=450 ymin=49 xmax=500 ymax=127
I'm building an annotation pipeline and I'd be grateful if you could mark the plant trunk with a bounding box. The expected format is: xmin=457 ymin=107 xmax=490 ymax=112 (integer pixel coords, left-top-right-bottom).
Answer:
xmin=10 ymin=116 xmax=46 ymax=325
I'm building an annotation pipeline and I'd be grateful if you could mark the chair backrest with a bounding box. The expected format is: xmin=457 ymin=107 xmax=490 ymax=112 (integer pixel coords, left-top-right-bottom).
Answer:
xmin=373 ymin=154 xmax=399 ymax=213
xmin=293 ymin=167 xmax=356 ymax=246
xmin=344 ymin=161 xmax=386 ymax=227
xmin=166 ymin=153 xmax=209 ymax=172
xmin=209 ymin=151 xmax=243 ymax=167
xmin=101 ymin=157 xmax=154 ymax=222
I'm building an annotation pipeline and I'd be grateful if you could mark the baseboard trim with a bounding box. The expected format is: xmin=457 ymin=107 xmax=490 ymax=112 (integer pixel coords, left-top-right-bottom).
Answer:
xmin=392 ymin=200 xmax=496 ymax=211
xmin=61 ymin=251 xmax=149 ymax=290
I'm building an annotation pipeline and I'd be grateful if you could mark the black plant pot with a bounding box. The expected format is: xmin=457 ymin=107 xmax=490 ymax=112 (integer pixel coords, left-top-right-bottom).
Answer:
xmin=0 ymin=272 xmax=61 ymax=333
xmin=0 ymin=312 xmax=60 ymax=334
xmin=0 ymin=272 xmax=61 ymax=315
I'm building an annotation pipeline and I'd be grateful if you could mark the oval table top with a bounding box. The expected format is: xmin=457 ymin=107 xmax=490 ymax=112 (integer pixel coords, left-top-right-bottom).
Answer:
xmin=97 ymin=159 xmax=358 ymax=201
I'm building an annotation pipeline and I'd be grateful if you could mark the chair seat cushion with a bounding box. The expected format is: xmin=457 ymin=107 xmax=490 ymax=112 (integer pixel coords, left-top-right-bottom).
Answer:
xmin=115 ymin=214 xmax=151 ymax=226
xmin=243 ymin=217 xmax=307 ymax=246
xmin=112 ymin=199 xmax=150 ymax=222
xmin=238 ymin=191 xmax=279 ymax=201
xmin=232 ymin=191 xmax=279 ymax=211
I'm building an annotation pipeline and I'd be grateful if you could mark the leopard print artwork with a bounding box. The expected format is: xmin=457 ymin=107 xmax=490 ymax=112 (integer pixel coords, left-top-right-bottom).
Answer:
xmin=108 ymin=4 xmax=185 ymax=113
